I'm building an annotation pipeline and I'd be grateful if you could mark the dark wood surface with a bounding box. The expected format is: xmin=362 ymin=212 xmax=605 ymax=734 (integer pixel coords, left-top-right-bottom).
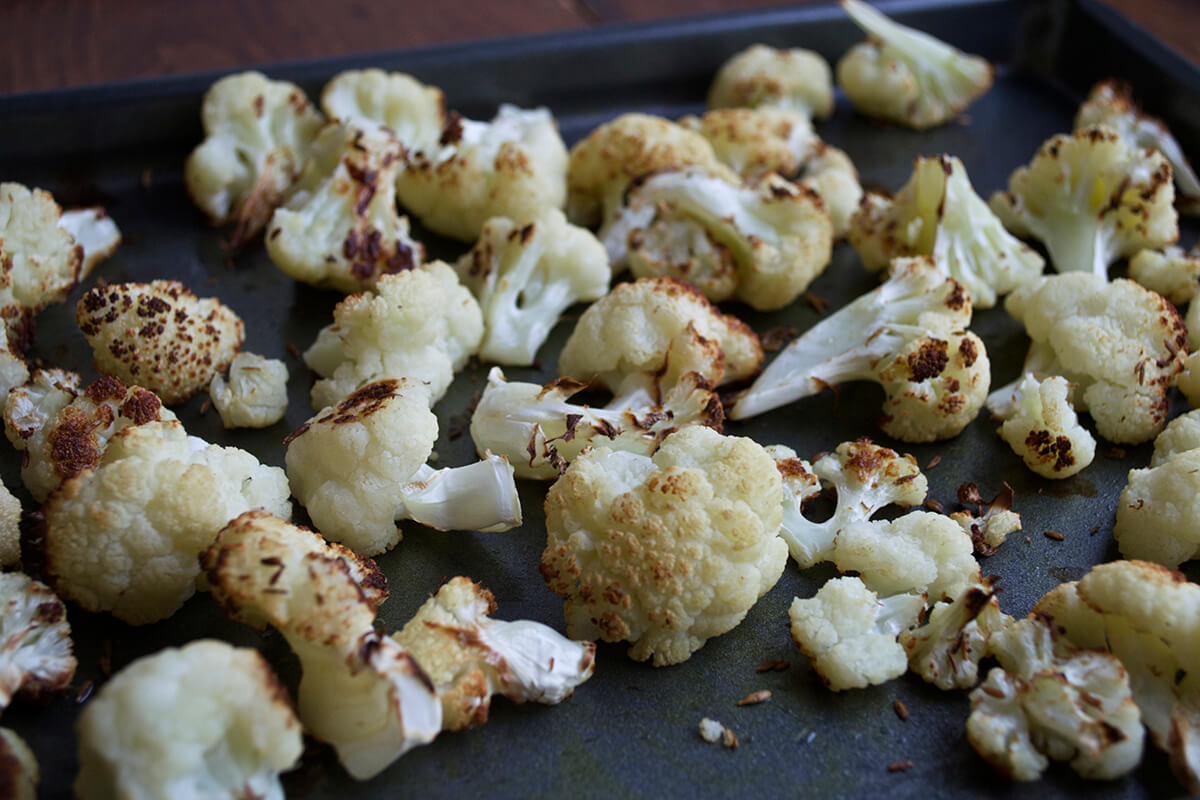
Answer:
xmin=1 ymin=0 xmax=1196 ymax=95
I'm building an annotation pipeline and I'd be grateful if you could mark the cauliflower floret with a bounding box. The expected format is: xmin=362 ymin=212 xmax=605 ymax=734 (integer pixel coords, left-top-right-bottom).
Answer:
xmin=42 ymin=420 xmax=290 ymax=624
xmin=967 ymin=616 xmax=1143 ymax=782
xmin=799 ymin=143 xmax=863 ymax=239
xmin=58 ymin=207 xmax=122 ymax=278
xmin=677 ymin=107 xmax=818 ymax=184
xmin=265 ymin=122 xmax=424 ymax=292
xmin=0 ymin=573 xmax=76 ymax=712
xmin=202 ymin=511 xmax=441 ymax=779
xmin=557 ymin=277 xmax=763 ymax=405
xmin=75 ymin=639 xmax=303 ymax=800
xmin=986 ymin=373 xmax=1096 ymax=479
xmin=1004 ymin=274 xmax=1188 ymax=444
xmin=901 ymin=581 xmax=1011 ymax=690
xmin=76 ymin=280 xmax=244 ymax=405
xmin=1150 ymin=408 xmax=1200 ymax=466
xmin=990 ymin=126 xmax=1177 ymax=276
xmin=455 ymin=207 xmax=609 ymax=366
xmin=392 ymin=576 xmax=595 ymax=731
xmin=303 ymin=262 xmax=483 ymax=409
xmin=773 ymin=439 xmax=927 ymax=568
xmin=470 ymin=367 xmax=723 ymax=480
xmin=0 ymin=479 xmax=18 ymax=568
xmin=4 ymin=372 xmax=176 ymax=502
xmin=1114 ymin=448 xmax=1200 ymax=568
xmin=209 ymin=352 xmax=289 ymax=429
xmin=707 ymin=44 xmax=834 ymax=120
xmin=0 ymin=183 xmax=81 ymax=315
xmin=1179 ymin=352 xmax=1200 ymax=408
xmin=1075 ymin=79 xmax=1200 ymax=211
xmin=541 ymin=426 xmax=787 ymax=666
xmin=0 ymin=728 xmax=38 ymax=800
xmin=320 ymin=68 xmax=445 ymax=152
xmin=601 ymin=167 xmax=833 ymax=311
xmin=184 ymin=72 xmax=324 ymax=244
xmin=1034 ymin=560 xmax=1200 ymax=792
xmin=788 ymin=576 xmax=925 ymax=691
xmin=733 ymin=257 xmax=989 ymax=442
xmin=836 ymin=0 xmax=992 ymax=129
xmin=849 ymin=155 xmax=1045 ymax=309
xmin=286 ymin=379 xmax=520 ymax=556
xmin=397 ymin=104 xmax=568 ymax=242
xmin=565 ymin=113 xmax=738 ymax=227
xmin=948 ymin=483 xmax=1022 ymax=556
xmin=1128 ymin=245 xmax=1200 ymax=305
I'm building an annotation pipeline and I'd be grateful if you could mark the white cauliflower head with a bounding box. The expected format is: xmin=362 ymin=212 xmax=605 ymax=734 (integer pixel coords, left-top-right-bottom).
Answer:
xmin=455 ymin=207 xmax=610 ymax=366
xmin=0 ymin=183 xmax=81 ymax=317
xmin=848 ymin=155 xmax=1045 ymax=309
xmin=1004 ymin=273 xmax=1188 ymax=444
xmin=0 ymin=728 xmax=38 ymax=800
xmin=541 ymin=425 xmax=787 ymax=666
xmin=74 ymin=639 xmax=303 ymax=800
xmin=1128 ymin=245 xmax=1200 ymax=305
xmin=967 ymin=615 xmax=1144 ymax=782
xmin=836 ymin=0 xmax=992 ymax=129
xmin=1150 ymin=408 xmax=1200 ymax=467
xmin=184 ymin=71 xmax=325 ymax=244
xmin=707 ymin=44 xmax=834 ymax=119
xmin=397 ymin=104 xmax=568 ymax=242
xmin=392 ymin=576 xmax=595 ymax=731
xmin=209 ymin=352 xmax=289 ymax=429
xmin=557 ymin=277 xmax=763 ymax=405
xmin=203 ymin=511 xmax=441 ymax=780
xmin=788 ymin=576 xmax=924 ymax=691
xmin=677 ymin=107 xmax=818 ymax=184
xmin=0 ymin=478 xmax=19 ymax=568
xmin=0 ymin=572 xmax=76 ymax=713
xmin=601 ymin=167 xmax=834 ymax=311
xmin=320 ymin=68 xmax=446 ymax=152
xmin=1114 ymin=447 xmax=1200 ymax=569
xmin=990 ymin=126 xmax=1177 ymax=276
xmin=986 ymin=373 xmax=1096 ymax=479
xmin=4 ymin=371 xmax=176 ymax=502
xmin=798 ymin=143 xmax=863 ymax=239
xmin=42 ymin=419 xmax=291 ymax=624
xmin=75 ymin=280 xmax=245 ymax=405
xmin=265 ymin=122 xmax=424 ymax=292
xmin=900 ymin=581 xmax=1011 ymax=690
xmin=303 ymin=262 xmax=483 ymax=409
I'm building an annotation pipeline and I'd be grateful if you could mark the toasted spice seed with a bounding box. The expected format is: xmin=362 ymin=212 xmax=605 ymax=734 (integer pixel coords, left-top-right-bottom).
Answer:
xmin=804 ymin=292 xmax=829 ymax=314
xmin=1025 ymin=536 xmax=1032 ymax=545
xmin=924 ymin=499 xmax=945 ymax=513
xmin=755 ymin=659 xmax=790 ymax=673
xmin=736 ymin=690 xmax=772 ymax=706
xmin=199 ymin=398 xmax=212 ymax=415
xmin=892 ymin=700 xmax=909 ymax=721
xmin=1106 ymin=447 xmax=1127 ymax=459
xmin=1090 ymin=526 xmax=1100 ymax=536
xmin=926 ymin=455 xmax=941 ymax=470
xmin=888 ymin=760 xmax=914 ymax=773
xmin=723 ymin=729 xmax=739 ymax=749
xmin=1044 ymin=530 xmax=1065 ymax=541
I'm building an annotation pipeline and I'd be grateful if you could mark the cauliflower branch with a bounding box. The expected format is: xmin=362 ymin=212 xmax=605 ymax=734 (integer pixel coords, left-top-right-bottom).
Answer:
xmin=540 ymin=426 xmax=787 ymax=666
xmin=986 ymin=373 xmax=1096 ymax=479
xmin=900 ymin=580 xmax=1010 ymax=690
xmin=836 ymin=0 xmax=993 ymax=129
xmin=455 ymin=207 xmax=609 ymax=366
xmin=209 ymin=352 xmax=289 ymax=429
xmin=0 ymin=573 xmax=76 ymax=712
xmin=707 ymin=44 xmax=834 ymax=119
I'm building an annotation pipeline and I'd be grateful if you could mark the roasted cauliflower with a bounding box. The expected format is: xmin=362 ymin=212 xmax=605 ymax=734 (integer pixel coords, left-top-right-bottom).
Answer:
xmin=208 ymin=351 xmax=289 ymax=429
xmin=0 ymin=572 xmax=76 ymax=713
xmin=986 ymin=373 xmax=1096 ymax=479
xmin=708 ymin=43 xmax=834 ymax=119
xmin=320 ymin=68 xmax=445 ymax=152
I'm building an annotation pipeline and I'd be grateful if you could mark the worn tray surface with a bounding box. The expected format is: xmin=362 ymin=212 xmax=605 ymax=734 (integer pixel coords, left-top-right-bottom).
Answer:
xmin=1 ymin=1 xmax=1197 ymax=797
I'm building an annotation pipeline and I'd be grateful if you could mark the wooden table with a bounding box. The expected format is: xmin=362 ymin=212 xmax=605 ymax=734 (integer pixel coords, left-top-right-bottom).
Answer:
xmin=1 ymin=0 xmax=1196 ymax=95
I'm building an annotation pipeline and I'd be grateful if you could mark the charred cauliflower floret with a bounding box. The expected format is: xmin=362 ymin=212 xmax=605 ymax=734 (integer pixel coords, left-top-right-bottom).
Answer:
xmin=990 ymin=126 xmax=1178 ymax=276
xmin=320 ymin=68 xmax=446 ymax=152
xmin=4 ymin=371 xmax=176 ymax=502
xmin=185 ymin=71 xmax=324 ymax=244
xmin=565 ymin=113 xmax=738 ymax=227
xmin=601 ymin=167 xmax=834 ymax=311
xmin=203 ymin=511 xmax=441 ymax=780
xmin=557 ymin=277 xmax=763 ymax=406
xmin=0 ymin=183 xmax=81 ymax=318
xmin=901 ymin=581 xmax=1011 ymax=690
xmin=42 ymin=420 xmax=290 ymax=624
xmin=303 ymin=262 xmax=483 ymax=409
xmin=733 ymin=257 xmax=989 ymax=442
xmin=1114 ymin=434 xmax=1200 ymax=569
xmin=1127 ymin=245 xmax=1200 ymax=305
xmin=75 ymin=639 xmax=303 ymax=800
xmin=1004 ymin=274 xmax=1188 ymax=444
xmin=788 ymin=576 xmax=925 ymax=691
xmin=0 ymin=572 xmax=76 ymax=713
xmin=849 ymin=155 xmax=1045 ymax=309
xmin=677 ymin=107 xmax=818 ymax=184
xmin=968 ymin=615 xmax=1143 ymax=782
xmin=455 ymin=207 xmax=610 ymax=366
xmin=392 ymin=576 xmax=595 ymax=731
xmin=75 ymin=280 xmax=244 ymax=405
xmin=707 ymin=44 xmax=834 ymax=120
xmin=209 ymin=352 xmax=289 ymax=429
xmin=836 ymin=0 xmax=993 ymax=129
xmin=397 ymin=104 xmax=568 ymax=242
xmin=541 ymin=426 xmax=787 ymax=666
xmin=265 ymin=122 xmax=424 ymax=292
xmin=286 ymin=379 xmax=520 ymax=556
xmin=986 ymin=373 xmax=1097 ymax=479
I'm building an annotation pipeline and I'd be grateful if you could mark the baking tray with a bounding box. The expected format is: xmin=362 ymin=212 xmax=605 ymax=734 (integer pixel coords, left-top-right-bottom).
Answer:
xmin=2 ymin=0 xmax=1199 ymax=796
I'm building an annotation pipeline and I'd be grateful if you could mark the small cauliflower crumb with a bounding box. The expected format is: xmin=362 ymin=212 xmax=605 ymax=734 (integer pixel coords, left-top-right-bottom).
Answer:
xmin=209 ymin=352 xmax=289 ymax=429
xmin=698 ymin=717 xmax=739 ymax=748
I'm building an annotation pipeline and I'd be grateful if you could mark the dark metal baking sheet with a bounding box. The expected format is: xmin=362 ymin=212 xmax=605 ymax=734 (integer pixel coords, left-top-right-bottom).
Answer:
xmin=2 ymin=0 xmax=1198 ymax=796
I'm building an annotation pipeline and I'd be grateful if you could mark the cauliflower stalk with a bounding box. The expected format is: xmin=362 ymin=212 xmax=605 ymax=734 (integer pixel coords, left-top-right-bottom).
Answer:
xmin=209 ymin=352 xmax=289 ymax=429
xmin=600 ymin=167 xmax=833 ymax=311
xmin=0 ymin=573 xmax=76 ymax=712
xmin=990 ymin=126 xmax=1177 ymax=276
xmin=836 ymin=0 xmax=993 ymax=129
xmin=732 ymin=257 xmax=989 ymax=443
xmin=707 ymin=44 xmax=834 ymax=119
xmin=540 ymin=426 xmax=787 ymax=666
xmin=986 ymin=373 xmax=1096 ymax=479
xmin=286 ymin=379 xmax=520 ymax=556
xmin=849 ymin=155 xmax=1044 ymax=309
xmin=455 ymin=207 xmax=609 ymax=366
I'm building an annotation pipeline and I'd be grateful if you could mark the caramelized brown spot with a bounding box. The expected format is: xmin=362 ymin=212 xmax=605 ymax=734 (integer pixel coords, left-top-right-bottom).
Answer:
xmin=907 ymin=339 xmax=949 ymax=381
